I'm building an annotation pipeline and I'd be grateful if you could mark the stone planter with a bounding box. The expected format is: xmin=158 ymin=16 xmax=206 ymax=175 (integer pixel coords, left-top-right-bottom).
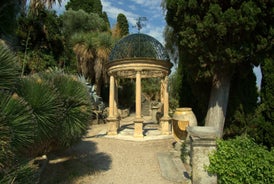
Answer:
xmin=172 ymin=108 xmax=197 ymax=142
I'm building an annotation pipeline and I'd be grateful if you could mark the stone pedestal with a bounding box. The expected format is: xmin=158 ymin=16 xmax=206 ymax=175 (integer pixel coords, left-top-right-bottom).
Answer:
xmin=160 ymin=117 xmax=171 ymax=135
xmin=187 ymin=126 xmax=219 ymax=184
xmin=151 ymin=106 xmax=159 ymax=123
xmin=107 ymin=117 xmax=119 ymax=135
xmin=134 ymin=119 xmax=144 ymax=138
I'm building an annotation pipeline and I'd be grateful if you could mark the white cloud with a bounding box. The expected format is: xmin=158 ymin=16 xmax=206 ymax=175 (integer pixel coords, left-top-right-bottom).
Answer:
xmin=129 ymin=0 xmax=162 ymax=11
xmin=129 ymin=4 xmax=137 ymax=11
xmin=101 ymin=0 xmax=138 ymax=27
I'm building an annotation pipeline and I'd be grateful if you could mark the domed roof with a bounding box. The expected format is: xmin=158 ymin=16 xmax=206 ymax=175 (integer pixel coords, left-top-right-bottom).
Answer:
xmin=109 ymin=33 xmax=169 ymax=61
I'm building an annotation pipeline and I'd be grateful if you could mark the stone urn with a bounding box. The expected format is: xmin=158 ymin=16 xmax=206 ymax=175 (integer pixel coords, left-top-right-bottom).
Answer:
xmin=172 ymin=107 xmax=197 ymax=142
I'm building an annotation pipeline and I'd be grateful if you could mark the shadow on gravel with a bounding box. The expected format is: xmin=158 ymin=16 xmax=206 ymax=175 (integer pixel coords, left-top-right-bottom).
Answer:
xmin=39 ymin=140 xmax=111 ymax=184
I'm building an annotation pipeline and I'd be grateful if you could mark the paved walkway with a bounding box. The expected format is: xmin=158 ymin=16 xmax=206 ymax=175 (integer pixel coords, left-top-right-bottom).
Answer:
xmin=39 ymin=116 xmax=191 ymax=184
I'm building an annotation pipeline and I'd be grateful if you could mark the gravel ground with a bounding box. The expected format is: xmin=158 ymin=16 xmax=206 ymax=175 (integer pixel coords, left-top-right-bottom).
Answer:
xmin=40 ymin=124 xmax=179 ymax=184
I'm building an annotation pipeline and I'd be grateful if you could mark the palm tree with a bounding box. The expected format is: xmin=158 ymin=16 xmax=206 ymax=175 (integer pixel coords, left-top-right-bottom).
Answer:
xmin=71 ymin=31 xmax=114 ymax=96
xmin=94 ymin=32 xmax=114 ymax=96
xmin=70 ymin=32 xmax=96 ymax=83
xmin=29 ymin=0 xmax=62 ymax=11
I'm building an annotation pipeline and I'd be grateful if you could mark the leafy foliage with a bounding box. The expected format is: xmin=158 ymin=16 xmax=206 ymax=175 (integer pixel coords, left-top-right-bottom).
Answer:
xmin=224 ymin=65 xmax=258 ymax=137
xmin=260 ymin=58 xmax=274 ymax=123
xmin=61 ymin=9 xmax=107 ymax=37
xmin=65 ymin=0 xmax=103 ymax=16
xmin=207 ymin=136 xmax=274 ymax=184
xmin=142 ymin=78 xmax=161 ymax=102
xmin=16 ymin=7 xmax=64 ymax=74
xmin=248 ymin=57 xmax=274 ymax=149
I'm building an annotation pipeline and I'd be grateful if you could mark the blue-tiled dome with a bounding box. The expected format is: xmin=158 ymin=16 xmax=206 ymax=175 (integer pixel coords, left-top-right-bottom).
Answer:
xmin=109 ymin=33 xmax=169 ymax=61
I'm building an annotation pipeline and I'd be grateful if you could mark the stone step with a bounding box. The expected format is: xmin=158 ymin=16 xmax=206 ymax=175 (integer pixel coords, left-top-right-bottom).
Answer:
xmin=157 ymin=152 xmax=191 ymax=183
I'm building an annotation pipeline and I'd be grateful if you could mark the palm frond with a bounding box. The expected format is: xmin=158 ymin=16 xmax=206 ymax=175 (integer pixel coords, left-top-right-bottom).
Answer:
xmin=38 ymin=72 xmax=92 ymax=147
xmin=0 ymin=91 xmax=35 ymax=167
xmin=15 ymin=77 xmax=64 ymax=142
xmin=0 ymin=44 xmax=20 ymax=90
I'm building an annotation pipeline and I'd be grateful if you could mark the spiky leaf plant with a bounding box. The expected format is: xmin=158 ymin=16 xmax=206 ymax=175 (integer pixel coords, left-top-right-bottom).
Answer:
xmin=38 ymin=71 xmax=92 ymax=147
xmin=0 ymin=159 xmax=38 ymax=184
xmin=0 ymin=91 xmax=34 ymax=172
xmin=0 ymin=44 xmax=20 ymax=90
xmin=15 ymin=76 xmax=64 ymax=155
xmin=52 ymin=74 xmax=92 ymax=147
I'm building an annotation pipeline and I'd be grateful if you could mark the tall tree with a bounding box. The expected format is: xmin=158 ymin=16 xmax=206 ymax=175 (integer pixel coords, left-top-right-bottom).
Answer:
xmin=116 ymin=13 xmax=129 ymax=37
xmin=164 ymin=0 xmax=273 ymax=137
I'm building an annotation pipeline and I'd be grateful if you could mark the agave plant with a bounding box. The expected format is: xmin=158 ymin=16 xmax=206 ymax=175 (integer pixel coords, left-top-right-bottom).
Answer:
xmin=15 ymin=76 xmax=64 ymax=155
xmin=0 ymin=44 xmax=20 ymax=90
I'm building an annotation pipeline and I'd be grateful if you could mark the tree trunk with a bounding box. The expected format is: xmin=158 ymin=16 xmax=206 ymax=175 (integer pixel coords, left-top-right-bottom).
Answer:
xmin=205 ymin=70 xmax=232 ymax=137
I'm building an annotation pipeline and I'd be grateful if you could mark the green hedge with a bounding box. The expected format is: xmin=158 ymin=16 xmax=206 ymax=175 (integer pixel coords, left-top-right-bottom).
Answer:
xmin=207 ymin=136 xmax=274 ymax=184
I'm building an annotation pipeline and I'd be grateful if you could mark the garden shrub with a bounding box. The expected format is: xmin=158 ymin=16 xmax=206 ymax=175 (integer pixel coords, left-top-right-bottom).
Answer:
xmin=207 ymin=136 xmax=274 ymax=184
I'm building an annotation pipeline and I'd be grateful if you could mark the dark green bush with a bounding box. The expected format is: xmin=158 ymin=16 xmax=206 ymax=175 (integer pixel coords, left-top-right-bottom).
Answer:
xmin=207 ymin=136 xmax=274 ymax=184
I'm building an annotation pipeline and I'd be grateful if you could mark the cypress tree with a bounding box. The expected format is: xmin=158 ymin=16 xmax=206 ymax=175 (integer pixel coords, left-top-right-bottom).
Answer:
xmin=117 ymin=13 xmax=129 ymax=37
xmin=164 ymin=0 xmax=273 ymax=136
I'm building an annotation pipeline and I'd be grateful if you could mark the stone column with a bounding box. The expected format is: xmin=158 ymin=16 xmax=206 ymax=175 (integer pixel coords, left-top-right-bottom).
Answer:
xmin=160 ymin=79 xmax=164 ymax=104
xmin=108 ymin=75 xmax=114 ymax=118
xmin=114 ymin=78 xmax=119 ymax=126
xmin=187 ymin=126 xmax=218 ymax=184
xmin=134 ymin=70 xmax=143 ymax=138
xmin=107 ymin=74 xmax=118 ymax=135
xmin=160 ymin=76 xmax=171 ymax=135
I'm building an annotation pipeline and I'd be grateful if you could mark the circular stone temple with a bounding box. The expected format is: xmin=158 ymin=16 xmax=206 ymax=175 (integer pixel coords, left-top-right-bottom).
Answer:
xmin=105 ymin=33 xmax=173 ymax=137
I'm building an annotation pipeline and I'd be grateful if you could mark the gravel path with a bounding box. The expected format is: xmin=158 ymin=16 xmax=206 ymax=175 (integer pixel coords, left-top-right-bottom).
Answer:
xmin=40 ymin=124 xmax=179 ymax=184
